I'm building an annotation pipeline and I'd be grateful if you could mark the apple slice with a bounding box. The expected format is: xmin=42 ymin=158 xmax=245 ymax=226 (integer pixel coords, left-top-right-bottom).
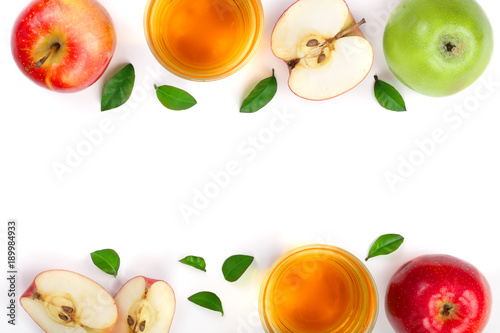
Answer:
xmin=20 ymin=270 xmax=117 ymax=333
xmin=271 ymin=0 xmax=373 ymax=100
xmin=113 ymin=276 xmax=175 ymax=333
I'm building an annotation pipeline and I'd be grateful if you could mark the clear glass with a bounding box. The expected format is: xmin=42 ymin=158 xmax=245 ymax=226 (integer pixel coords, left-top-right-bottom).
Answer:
xmin=144 ymin=0 xmax=264 ymax=81
xmin=259 ymin=245 xmax=378 ymax=333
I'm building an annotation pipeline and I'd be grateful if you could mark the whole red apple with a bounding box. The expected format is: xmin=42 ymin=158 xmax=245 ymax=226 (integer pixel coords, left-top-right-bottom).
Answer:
xmin=386 ymin=254 xmax=492 ymax=333
xmin=11 ymin=0 xmax=116 ymax=93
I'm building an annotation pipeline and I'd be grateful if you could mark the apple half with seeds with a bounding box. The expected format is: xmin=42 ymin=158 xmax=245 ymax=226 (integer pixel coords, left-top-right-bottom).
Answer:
xmin=20 ymin=270 xmax=118 ymax=333
xmin=271 ymin=0 xmax=373 ymax=100
xmin=112 ymin=276 xmax=175 ymax=333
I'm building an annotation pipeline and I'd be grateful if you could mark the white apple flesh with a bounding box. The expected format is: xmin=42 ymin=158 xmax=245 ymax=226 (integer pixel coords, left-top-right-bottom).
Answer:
xmin=271 ymin=0 xmax=373 ymax=100
xmin=20 ymin=270 xmax=118 ymax=333
xmin=113 ymin=276 xmax=175 ymax=333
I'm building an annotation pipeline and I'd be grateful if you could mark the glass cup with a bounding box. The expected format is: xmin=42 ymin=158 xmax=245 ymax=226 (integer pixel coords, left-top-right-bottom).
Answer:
xmin=144 ymin=0 xmax=264 ymax=81
xmin=259 ymin=244 xmax=378 ymax=333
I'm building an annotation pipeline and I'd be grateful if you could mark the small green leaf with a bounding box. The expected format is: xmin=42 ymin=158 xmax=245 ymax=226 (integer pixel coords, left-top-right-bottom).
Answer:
xmin=222 ymin=255 xmax=254 ymax=282
xmin=101 ymin=64 xmax=135 ymax=111
xmin=154 ymin=85 xmax=197 ymax=110
xmin=188 ymin=291 xmax=224 ymax=316
xmin=179 ymin=255 xmax=206 ymax=272
xmin=240 ymin=69 xmax=277 ymax=113
xmin=90 ymin=249 xmax=120 ymax=277
xmin=374 ymin=75 xmax=406 ymax=112
xmin=366 ymin=234 xmax=404 ymax=261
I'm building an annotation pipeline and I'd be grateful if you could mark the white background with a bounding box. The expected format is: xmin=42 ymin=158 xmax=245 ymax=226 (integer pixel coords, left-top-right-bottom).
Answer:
xmin=1 ymin=0 xmax=499 ymax=332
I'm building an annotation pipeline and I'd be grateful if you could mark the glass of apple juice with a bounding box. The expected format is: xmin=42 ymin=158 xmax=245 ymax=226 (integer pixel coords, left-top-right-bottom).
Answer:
xmin=144 ymin=0 xmax=264 ymax=81
xmin=259 ymin=244 xmax=378 ymax=333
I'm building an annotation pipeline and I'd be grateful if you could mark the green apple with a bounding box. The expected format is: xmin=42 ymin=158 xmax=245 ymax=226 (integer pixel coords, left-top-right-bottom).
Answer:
xmin=383 ymin=0 xmax=493 ymax=97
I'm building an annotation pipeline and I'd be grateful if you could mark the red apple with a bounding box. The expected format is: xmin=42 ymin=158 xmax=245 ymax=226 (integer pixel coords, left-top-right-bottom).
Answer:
xmin=20 ymin=270 xmax=118 ymax=332
xmin=11 ymin=0 xmax=116 ymax=92
xmin=386 ymin=254 xmax=492 ymax=333
xmin=113 ymin=276 xmax=176 ymax=333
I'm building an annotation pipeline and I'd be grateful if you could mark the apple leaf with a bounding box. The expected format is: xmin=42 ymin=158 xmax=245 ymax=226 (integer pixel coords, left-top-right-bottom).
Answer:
xmin=222 ymin=254 xmax=254 ymax=282
xmin=240 ymin=69 xmax=277 ymax=113
xmin=90 ymin=249 xmax=120 ymax=277
xmin=366 ymin=234 xmax=404 ymax=261
xmin=188 ymin=291 xmax=224 ymax=316
xmin=179 ymin=255 xmax=207 ymax=272
xmin=154 ymin=85 xmax=197 ymax=110
xmin=374 ymin=75 xmax=406 ymax=112
xmin=101 ymin=64 xmax=135 ymax=112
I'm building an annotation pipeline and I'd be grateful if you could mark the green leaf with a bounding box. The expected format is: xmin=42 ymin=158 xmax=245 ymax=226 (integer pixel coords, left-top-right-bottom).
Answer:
xmin=366 ymin=234 xmax=404 ymax=261
xmin=188 ymin=291 xmax=224 ymax=316
xmin=374 ymin=75 xmax=406 ymax=112
xmin=179 ymin=255 xmax=206 ymax=272
xmin=154 ymin=85 xmax=197 ymax=110
xmin=101 ymin=64 xmax=135 ymax=112
xmin=240 ymin=69 xmax=277 ymax=113
xmin=90 ymin=249 xmax=120 ymax=277
xmin=222 ymin=255 xmax=254 ymax=282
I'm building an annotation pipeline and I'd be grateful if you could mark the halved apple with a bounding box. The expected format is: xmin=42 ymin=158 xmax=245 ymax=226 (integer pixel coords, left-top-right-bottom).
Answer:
xmin=20 ymin=270 xmax=118 ymax=333
xmin=112 ymin=276 xmax=175 ymax=333
xmin=271 ymin=0 xmax=373 ymax=100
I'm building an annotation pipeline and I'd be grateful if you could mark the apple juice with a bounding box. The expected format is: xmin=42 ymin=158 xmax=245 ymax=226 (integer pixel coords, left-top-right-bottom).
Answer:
xmin=144 ymin=0 xmax=263 ymax=80
xmin=259 ymin=245 xmax=378 ymax=333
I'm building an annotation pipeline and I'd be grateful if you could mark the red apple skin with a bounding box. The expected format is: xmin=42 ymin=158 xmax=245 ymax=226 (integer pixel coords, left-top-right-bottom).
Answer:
xmin=11 ymin=0 xmax=116 ymax=93
xmin=20 ymin=276 xmax=38 ymax=300
xmin=386 ymin=254 xmax=492 ymax=333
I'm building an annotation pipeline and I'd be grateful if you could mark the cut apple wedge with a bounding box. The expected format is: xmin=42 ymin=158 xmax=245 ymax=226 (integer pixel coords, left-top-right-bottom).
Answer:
xmin=113 ymin=276 xmax=175 ymax=333
xmin=20 ymin=270 xmax=118 ymax=333
xmin=271 ymin=0 xmax=373 ymax=100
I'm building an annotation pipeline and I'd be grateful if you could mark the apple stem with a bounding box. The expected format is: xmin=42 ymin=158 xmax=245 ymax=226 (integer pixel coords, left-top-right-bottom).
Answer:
xmin=335 ymin=18 xmax=367 ymax=39
xmin=34 ymin=43 xmax=60 ymax=69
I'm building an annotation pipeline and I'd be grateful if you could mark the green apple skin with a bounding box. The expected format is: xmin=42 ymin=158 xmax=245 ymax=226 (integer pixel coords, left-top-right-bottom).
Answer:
xmin=383 ymin=0 xmax=493 ymax=97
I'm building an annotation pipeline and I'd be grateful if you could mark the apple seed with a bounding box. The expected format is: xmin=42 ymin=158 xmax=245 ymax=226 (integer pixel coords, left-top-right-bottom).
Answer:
xmin=61 ymin=306 xmax=73 ymax=313
xmin=127 ymin=315 xmax=134 ymax=326
xmin=58 ymin=313 xmax=69 ymax=321
xmin=317 ymin=53 xmax=326 ymax=64
xmin=307 ymin=39 xmax=319 ymax=47
xmin=139 ymin=320 xmax=146 ymax=331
